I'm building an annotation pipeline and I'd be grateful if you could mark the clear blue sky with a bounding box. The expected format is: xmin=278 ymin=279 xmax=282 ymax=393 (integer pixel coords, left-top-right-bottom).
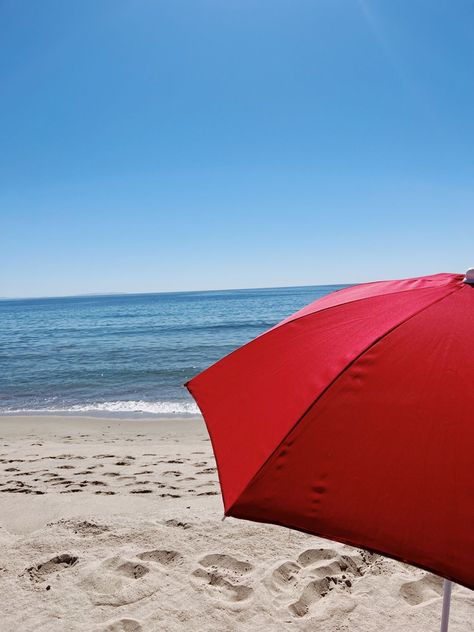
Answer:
xmin=1 ymin=1 xmax=473 ymax=298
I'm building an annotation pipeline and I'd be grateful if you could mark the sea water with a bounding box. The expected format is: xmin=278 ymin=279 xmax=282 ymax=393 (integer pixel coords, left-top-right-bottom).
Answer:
xmin=0 ymin=285 xmax=347 ymax=416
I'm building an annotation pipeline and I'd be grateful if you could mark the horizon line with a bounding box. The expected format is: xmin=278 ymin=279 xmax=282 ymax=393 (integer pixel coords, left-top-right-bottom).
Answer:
xmin=0 ymin=282 xmax=354 ymax=302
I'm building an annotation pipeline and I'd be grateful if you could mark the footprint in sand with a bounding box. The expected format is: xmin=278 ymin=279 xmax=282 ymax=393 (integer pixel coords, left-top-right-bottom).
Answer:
xmin=27 ymin=554 xmax=78 ymax=582
xmin=269 ymin=561 xmax=301 ymax=589
xmin=264 ymin=547 xmax=365 ymax=618
xmin=117 ymin=562 xmax=149 ymax=579
xmin=58 ymin=519 xmax=109 ymax=535
xmin=289 ymin=578 xmax=332 ymax=616
xmin=200 ymin=554 xmax=253 ymax=574
xmin=1 ymin=484 xmax=44 ymax=495
xmin=81 ymin=555 xmax=159 ymax=606
xmin=196 ymin=467 xmax=216 ymax=474
xmin=137 ymin=549 xmax=182 ymax=565
xmin=50 ymin=477 xmax=67 ymax=484
xmin=165 ymin=519 xmax=191 ymax=530
xmin=192 ymin=553 xmax=254 ymax=602
xmin=399 ymin=573 xmax=443 ymax=605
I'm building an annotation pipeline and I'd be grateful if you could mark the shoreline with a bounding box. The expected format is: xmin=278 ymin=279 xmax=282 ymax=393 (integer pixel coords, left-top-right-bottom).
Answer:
xmin=0 ymin=413 xmax=203 ymax=427
xmin=0 ymin=410 xmax=201 ymax=420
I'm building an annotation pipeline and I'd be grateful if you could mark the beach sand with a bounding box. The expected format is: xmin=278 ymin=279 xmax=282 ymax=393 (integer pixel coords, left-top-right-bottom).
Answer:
xmin=0 ymin=416 xmax=472 ymax=631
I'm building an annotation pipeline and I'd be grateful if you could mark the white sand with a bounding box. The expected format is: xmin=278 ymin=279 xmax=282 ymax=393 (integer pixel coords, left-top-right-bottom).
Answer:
xmin=0 ymin=415 xmax=472 ymax=631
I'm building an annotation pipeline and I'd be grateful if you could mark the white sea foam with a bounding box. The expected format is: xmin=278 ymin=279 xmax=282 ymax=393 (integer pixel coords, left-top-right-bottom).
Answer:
xmin=69 ymin=400 xmax=200 ymax=415
xmin=2 ymin=400 xmax=200 ymax=416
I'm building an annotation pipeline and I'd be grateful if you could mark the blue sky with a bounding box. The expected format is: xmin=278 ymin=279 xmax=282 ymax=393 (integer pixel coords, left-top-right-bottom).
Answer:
xmin=1 ymin=1 xmax=473 ymax=298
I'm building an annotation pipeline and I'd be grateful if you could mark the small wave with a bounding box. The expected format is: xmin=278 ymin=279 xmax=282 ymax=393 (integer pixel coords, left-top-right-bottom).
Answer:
xmin=1 ymin=400 xmax=200 ymax=416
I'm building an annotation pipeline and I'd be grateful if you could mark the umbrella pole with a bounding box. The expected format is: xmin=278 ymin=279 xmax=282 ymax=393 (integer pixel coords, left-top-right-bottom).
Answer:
xmin=440 ymin=579 xmax=452 ymax=632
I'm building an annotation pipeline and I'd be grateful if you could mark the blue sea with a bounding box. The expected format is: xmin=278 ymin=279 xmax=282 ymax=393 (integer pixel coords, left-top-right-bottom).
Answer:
xmin=0 ymin=285 xmax=347 ymax=417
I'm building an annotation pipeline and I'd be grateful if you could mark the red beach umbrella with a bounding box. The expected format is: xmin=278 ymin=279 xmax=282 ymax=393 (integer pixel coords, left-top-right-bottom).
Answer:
xmin=186 ymin=271 xmax=474 ymax=629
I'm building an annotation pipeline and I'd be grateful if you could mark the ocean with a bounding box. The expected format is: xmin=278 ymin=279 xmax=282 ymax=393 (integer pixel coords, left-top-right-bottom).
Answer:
xmin=0 ymin=285 xmax=347 ymax=417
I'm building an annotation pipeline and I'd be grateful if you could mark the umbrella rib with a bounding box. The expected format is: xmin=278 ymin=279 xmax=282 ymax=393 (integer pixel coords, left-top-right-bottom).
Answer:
xmin=227 ymin=285 xmax=462 ymax=516
xmin=185 ymin=279 xmax=461 ymax=392
xmin=271 ymin=279 xmax=461 ymax=334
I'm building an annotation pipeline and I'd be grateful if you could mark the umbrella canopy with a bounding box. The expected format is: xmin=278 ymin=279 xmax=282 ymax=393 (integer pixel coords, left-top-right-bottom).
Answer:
xmin=186 ymin=272 xmax=474 ymax=591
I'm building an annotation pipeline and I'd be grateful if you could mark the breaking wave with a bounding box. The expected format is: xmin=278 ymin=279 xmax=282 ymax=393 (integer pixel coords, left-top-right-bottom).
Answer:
xmin=2 ymin=400 xmax=201 ymax=416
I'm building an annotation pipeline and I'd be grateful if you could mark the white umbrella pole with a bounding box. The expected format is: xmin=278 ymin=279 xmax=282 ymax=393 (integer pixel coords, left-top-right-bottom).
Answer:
xmin=440 ymin=579 xmax=452 ymax=632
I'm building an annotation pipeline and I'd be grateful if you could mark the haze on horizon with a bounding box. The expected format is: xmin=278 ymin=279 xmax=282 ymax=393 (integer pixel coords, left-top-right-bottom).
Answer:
xmin=1 ymin=1 xmax=473 ymax=299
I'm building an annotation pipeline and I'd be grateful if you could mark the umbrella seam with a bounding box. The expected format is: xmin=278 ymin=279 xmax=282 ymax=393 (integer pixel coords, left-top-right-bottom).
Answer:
xmin=271 ymin=276 xmax=462 ymax=333
xmin=185 ymin=276 xmax=462 ymax=389
xmin=226 ymin=284 xmax=462 ymax=516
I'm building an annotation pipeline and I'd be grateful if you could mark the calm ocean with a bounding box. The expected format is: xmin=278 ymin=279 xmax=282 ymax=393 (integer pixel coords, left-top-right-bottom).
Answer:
xmin=0 ymin=285 xmax=347 ymax=417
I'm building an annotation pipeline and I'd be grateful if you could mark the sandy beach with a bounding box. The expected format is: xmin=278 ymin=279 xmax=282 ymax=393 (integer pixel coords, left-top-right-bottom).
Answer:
xmin=0 ymin=415 xmax=472 ymax=632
